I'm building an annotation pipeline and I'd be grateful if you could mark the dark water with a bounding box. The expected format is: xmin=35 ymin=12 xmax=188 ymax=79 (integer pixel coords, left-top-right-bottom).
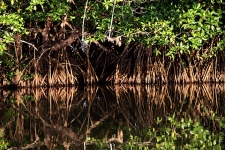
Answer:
xmin=0 ymin=84 xmax=225 ymax=149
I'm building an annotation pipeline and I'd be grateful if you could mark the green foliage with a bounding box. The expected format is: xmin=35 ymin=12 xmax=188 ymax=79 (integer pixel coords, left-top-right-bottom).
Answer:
xmin=153 ymin=115 xmax=223 ymax=149
xmin=0 ymin=128 xmax=8 ymax=150
xmin=6 ymin=72 xmax=16 ymax=82
xmin=0 ymin=1 xmax=27 ymax=53
xmin=3 ymin=107 xmax=16 ymax=125
xmin=22 ymin=73 xmax=34 ymax=81
xmin=76 ymin=0 xmax=224 ymax=60
xmin=0 ymin=0 xmax=71 ymax=53
xmin=85 ymin=113 xmax=225 ymax=149
xmin=0 ymin=0 xmax=224 ymax=59
xmin=22 ymin=94 xmax=34 ymax=102
xmin=0 ymin=138 xmax=9 ymax=150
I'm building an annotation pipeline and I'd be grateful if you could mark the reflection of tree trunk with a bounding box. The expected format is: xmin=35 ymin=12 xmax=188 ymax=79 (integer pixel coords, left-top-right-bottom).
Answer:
xmin=2 ymin=84 xmax=225 ymax=149
xmin=14 ymin=93 xmax=25 ymax=142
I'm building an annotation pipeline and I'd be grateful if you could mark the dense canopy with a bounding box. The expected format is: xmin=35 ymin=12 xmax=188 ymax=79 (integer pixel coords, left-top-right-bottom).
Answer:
xmin=0 ymin=0 xmax=225 ymax=86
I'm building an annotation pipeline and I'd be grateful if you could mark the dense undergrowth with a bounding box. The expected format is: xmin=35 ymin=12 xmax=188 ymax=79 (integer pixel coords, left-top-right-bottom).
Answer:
xmin=0 ymin=0 xmax=225 ymax=87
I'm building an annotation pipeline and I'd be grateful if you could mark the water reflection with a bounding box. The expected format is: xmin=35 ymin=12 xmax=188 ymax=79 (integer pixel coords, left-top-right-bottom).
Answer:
xmin=0 ymin=84 xmax=225 ymax=149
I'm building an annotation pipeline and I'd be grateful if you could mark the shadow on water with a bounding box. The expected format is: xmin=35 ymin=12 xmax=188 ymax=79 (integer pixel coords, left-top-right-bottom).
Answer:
xmin=0 ymin=84 xmax=225 ymax=149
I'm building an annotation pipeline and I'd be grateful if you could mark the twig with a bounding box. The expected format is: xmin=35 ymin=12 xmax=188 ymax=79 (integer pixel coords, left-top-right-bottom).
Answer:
xmin=81 ymin=0 xmax=89 ymax=51
xmin=109 ymin=0 xmax=116 ymax=38
xmin=20 ymin=40 xmax=38 ymax=51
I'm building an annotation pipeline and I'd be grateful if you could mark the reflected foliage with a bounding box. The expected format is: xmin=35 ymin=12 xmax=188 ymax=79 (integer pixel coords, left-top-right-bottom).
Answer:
xmin=0 ymin=85 xmax=225 ymax=149
xmin=88 ymin=114 xmax=224 ymax=149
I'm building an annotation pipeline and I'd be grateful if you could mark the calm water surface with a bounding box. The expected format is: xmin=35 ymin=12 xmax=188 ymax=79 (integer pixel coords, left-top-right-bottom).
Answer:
xmin=0 ymin=84 xmax=225 ymax=149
